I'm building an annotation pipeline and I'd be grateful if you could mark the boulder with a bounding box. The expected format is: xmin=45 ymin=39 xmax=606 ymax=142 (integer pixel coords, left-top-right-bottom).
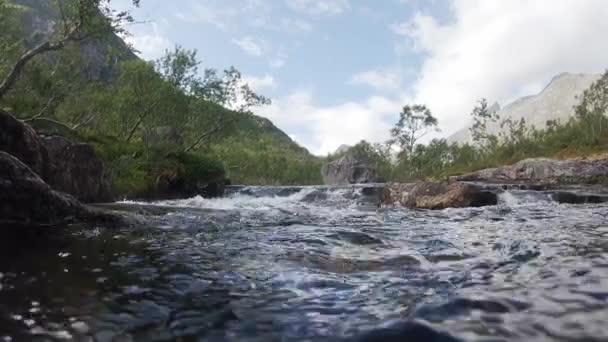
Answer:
xmin=154 ymin=171 xmax=226 ymax=199
xmin=0 ymin=151 xmax=102 ymax=226
xmin=322 ymin=154 xmax=378 ymax=185
xmin=455 ymin=157 xmax=608 ymax=184
xmin=0 ymin=110 xmax=46 ymax=176
xmin=383 ymin=181 xmax=497 ymax=209
xmin=0 ymin=111 xmax=113 ymax=203
xmin=42 ymin=135 xmax=113 ymax=203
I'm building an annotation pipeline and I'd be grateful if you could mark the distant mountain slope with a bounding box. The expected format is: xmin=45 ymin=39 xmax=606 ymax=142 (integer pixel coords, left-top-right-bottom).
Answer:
xmin=8 ymin=0 xmax=316 ymax=160
xmin=448 ymin=73 xmax=600 ymax=144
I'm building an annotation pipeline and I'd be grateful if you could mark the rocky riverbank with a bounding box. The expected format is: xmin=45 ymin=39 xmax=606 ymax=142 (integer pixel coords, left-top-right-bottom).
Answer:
xmin=383 ymin=157 xmax=608 ymax=209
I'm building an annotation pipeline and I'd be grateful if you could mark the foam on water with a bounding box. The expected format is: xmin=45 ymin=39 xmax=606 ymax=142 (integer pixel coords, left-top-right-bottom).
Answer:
xmin=6 ymin=185 xmax=607 ymax=341
xmin=497 ymin=190 xmax=556 ymax=207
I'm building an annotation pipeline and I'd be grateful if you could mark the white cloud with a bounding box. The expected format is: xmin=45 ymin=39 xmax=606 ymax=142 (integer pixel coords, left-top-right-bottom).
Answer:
xmin=394 ymin=0 xmax=608 ymax=137
xmin=279 ymin=18 xmax=314 ymax=32
xmin=232 ymin=36 xmax=266 ymax=57
xmin=178 ymin=3 xmax=239 ymax=31
xmin=287 ymin=0 xmax=350 ymax=16
xmin=257 ymin=91 xmax=401 ymax=155
xmin=124 ymin=23 xmax=172 ymax=61
xmin=243 ymin=74 xmax=277 ymax=91
xmin=350 ymin=69 xmax=403 ymax=91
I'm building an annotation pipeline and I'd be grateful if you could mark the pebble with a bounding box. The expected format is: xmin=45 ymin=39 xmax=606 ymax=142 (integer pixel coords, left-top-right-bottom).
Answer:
xmin=71 ymin=321 xmax=90 ymax=334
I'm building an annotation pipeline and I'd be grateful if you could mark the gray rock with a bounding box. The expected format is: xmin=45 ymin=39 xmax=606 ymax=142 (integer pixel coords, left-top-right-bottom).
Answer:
xmin=449 ymin=73 xmax=600 ymax=144
xmin=0 ymin=110 xmax=47 ymax=176
xmin=0 ymin=151 xmax=84 ymax=226
xmin=455 ymin=158 xmax=608 ymax=184
xmin=322 ymin=154 xmax=378 ymax=185
xmin=0 ymin=111 xmax=113 ymax=203
xmin=382 ymin=181 xmax=497 ymax=209
xmin=42 ymin=135 xmax=113 ymax=203
xmin=0 ymin=151 xmax=130 ymax=227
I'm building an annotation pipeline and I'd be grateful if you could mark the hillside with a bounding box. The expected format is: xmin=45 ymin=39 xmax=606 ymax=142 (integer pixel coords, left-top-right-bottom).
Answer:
xmin=449 ymin=73 xmax=600 ymax=144
xmin=2 ymin=0 xmax=321 ymax=186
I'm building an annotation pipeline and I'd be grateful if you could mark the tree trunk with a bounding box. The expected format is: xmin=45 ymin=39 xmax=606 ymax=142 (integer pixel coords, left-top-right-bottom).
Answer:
xmin=0 ymin=41 xmax=65 ymax=100
xmin=184 ymin=117 xmax=235 ymax=153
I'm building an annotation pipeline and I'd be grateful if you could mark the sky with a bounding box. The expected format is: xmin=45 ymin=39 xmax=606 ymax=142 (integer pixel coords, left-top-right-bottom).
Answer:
xmin=115 ymin=0 xmax=608 ymax=155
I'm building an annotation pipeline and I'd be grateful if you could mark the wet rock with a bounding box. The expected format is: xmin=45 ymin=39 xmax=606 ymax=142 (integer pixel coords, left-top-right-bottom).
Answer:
xmin=550 ymin=191 xmax=608 ymax=204
xmin=0 ymin=111 xmax=113 ymax=203
xmin=327 ymin=231 xmax=383 ymax=245
xmin=455 ymin=157 xmax=608 ymax=184
xmin=0 ymin=152 xmax=82 ymax=226
xmin=322 ymin=154 xmax=378 ymax=185
xmin=414 ymin=297 xmax=531 ymax=322
xmin=154 ymin=171 xmax=226 ymax=199
xmin=353 ymin=320 xmax=463 ymax=342
xmin=0 ymin=151 xmax=126 ymax=227
xmin=0 ymin=110 xmax=46 ymax=176
xmin=287 ymin=251 xmax=420 ymax=273
xmin=42 ymin=135 xmax=113 ymax=203
xmin=383 ymin=181 xmax=497 ymax=209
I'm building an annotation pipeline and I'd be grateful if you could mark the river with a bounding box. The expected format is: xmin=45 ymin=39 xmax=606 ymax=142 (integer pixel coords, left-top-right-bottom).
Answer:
xmin=1 ymin=185 xmax=607 ymax=341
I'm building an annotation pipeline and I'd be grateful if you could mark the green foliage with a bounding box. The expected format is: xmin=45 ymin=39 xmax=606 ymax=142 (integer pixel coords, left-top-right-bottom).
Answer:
xmin=469 ymin=98 xmax=499 ymax=150
xmin=383 ymin=71 xmax=608 ymax=182
xmin=388 ymin=104 xmax=439 ymax=157
xmin=0 ymin=0 xmax=321 ymax=195
xmin=166 ymin=152 xmax=225 ymax=182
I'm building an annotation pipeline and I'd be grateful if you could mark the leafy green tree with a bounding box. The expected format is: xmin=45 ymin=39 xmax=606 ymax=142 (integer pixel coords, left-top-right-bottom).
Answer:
xmin=469 ymin=98 xmax=499 ymax=149
xmin=575 ymin=70 xmax=608 ymax=143
xmin=388 ymin=104 xmax=439 ymax=157
xmin=0 ymin=0 xmax=141 ymax=99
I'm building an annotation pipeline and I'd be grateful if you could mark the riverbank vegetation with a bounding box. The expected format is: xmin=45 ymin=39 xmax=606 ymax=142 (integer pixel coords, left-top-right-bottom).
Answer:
xmin=0 ymin=0 xmax=322 ymax=197
xmin=329 ymin=71 xmax=608 ymax=182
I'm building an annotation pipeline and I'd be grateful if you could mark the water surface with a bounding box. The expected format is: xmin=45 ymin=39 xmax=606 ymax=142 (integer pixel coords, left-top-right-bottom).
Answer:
xmin=1 ymin=185 xmax=607 ymax=341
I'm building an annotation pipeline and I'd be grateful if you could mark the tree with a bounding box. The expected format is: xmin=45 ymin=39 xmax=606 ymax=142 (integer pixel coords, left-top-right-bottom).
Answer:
xmin=155 ymin=45 xmax=199 ymax=92
xmin=575 ymin=70 xmax=608 ymax=143
xmin=0 ymin=0 xmax=140 ymax=100
xmin=388 ymin=104 xmax=439 ymax=157
xmin=469 ymin=98 xmax=499 ymax=149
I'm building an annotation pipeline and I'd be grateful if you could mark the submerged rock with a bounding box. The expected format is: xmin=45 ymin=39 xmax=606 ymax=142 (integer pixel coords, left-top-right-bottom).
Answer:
xmin=322 ymin=154 xmax=379 ymax=185
xmin=455 ymin=157 xmax=608 ymax=184
xmin=383 ymin=181 xmax=497 ymax=209
xmin=353 ymin=320 xmax=463 ymax=342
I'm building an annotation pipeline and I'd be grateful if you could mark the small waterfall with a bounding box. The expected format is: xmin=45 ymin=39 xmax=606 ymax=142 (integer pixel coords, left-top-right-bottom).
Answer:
xmin=497 ymin=190 xmax=555 ymax=206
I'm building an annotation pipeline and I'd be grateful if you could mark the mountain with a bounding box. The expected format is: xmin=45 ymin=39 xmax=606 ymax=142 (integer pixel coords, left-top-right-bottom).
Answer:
xmin=448 ymin=73 xmax=601 ymax=144
xmin=7 ymin=0 xmax=316 ymax=160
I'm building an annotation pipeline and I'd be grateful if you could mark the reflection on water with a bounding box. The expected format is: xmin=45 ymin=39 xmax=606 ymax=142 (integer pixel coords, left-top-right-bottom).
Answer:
xmin=1 ymin=186 xmax=608 ymax=341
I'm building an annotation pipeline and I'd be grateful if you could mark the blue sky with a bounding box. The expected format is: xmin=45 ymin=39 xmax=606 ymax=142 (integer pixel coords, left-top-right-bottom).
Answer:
xmin=117 ymin=0 xmax=608 ymax=155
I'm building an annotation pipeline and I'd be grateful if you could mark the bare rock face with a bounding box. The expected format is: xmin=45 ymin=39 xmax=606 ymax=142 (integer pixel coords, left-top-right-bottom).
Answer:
xmin=448 ymin=73 xmax=600 ymax=144
xmin=382 ymin=182 xmax=497 ymax=210
xmin=42 ymin=136 xmax=114 ymax=203
xmin=455 ymin=158 xmax=608 ymax=184
xmin=0 ymin=151 xmax=85 ymax=226
xmin=0 ymin=111 xmax=113 ymax=203
xmin=322 ymin=154 xmax=379 ymax=185
xmin=0 ymin=110 xmax=47 ymax=176
xmin=0 ymin=151 xmax=126 ymax=227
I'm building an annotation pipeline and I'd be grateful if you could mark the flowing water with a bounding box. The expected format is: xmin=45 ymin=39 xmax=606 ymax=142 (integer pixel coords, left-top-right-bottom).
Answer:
xmin=1 ymin=185 xmax=608 ymax=341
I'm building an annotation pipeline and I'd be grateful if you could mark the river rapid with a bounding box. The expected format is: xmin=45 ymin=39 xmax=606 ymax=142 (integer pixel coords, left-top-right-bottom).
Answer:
xmin=1 ymin=185 xmax=607 ymax=341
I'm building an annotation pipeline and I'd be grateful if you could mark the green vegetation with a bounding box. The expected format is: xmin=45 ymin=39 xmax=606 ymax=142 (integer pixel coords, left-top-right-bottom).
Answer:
xmin=0 ymin=0 xmax=322 ymax=197
xmin=329 ymin=71 xmax=608 ymax=182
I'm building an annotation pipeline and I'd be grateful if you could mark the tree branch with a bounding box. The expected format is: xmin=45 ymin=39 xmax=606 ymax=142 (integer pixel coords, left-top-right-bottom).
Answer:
xmin=185 ymin=117 xmax=236 ymax=152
